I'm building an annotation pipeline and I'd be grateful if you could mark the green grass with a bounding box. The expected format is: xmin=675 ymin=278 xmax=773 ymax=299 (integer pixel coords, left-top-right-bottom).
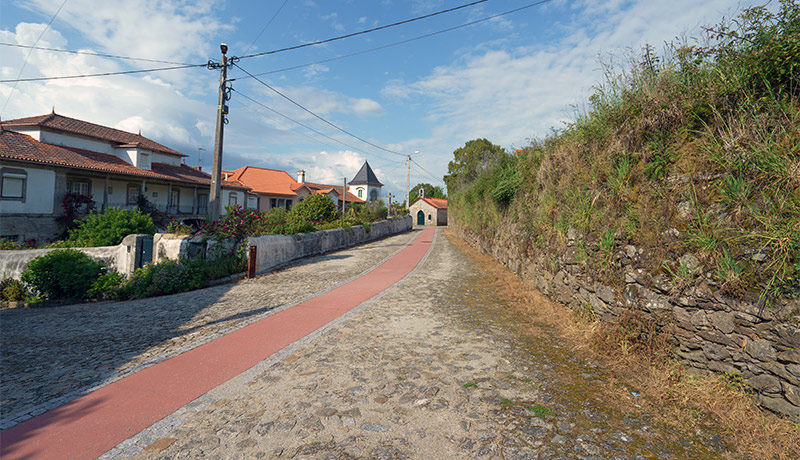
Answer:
xmin=529 ymin=404 xmax=555 ymax=417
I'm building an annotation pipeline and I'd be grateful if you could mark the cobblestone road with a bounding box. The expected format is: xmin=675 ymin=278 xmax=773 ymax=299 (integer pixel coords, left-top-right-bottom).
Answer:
xmin=0 ymin=231 xmax=418 ymax=429
xmin=103 ymin=230 xmax=730 ymax=460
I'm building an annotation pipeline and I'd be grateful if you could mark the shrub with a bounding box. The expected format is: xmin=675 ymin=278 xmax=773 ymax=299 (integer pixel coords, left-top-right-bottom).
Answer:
xmin=67 ymin=207 xmax=155 ymax=247
xmin=86 ymin=271 xmax=125 ymax=300
xmin=21 ymin=249 xmax=105 ymax=300
xmin=0 ymin=277 xmax=29 ymax=301
xmin=288 ymin=194 xmax=337 ymax=226
xmin=0 ymin=238 xmax=22 ymax=250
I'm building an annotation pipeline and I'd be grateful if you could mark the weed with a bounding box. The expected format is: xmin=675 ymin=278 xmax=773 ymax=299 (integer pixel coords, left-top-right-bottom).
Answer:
xmin=716 ymin=248 xmax=745 ymax=295
xmin=463 ymin=382 xmax=477 ymax=388
xmin=529 ymin=404 xmax=555 ymax=417
xmin=500 ymin=398 xmax=514 ymax=407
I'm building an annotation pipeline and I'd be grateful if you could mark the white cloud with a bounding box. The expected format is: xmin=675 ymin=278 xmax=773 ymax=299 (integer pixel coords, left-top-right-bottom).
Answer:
xmin=17 ymin=0 xmax=225 ymax=67
xmin=383 ymin=0 xmax=755 ymax=156
xmin=1 ymin=20 xmax=216 ymax=155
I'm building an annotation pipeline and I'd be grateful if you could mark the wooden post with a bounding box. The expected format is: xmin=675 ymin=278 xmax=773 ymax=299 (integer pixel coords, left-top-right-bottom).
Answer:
xmin=247 ymin=245 xmax=257 ymax=278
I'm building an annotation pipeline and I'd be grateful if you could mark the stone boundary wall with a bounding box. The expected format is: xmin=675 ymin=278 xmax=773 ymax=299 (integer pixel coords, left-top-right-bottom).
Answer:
xmin=152 ymin=216 xmax=413 ymax=275
xmin=0 ymin=234 xmax=148 ymax=280
xmin=451 ymin=222 xmax=800 ymax=421
xmin=248 ymin=216 xmax=412 ymax=275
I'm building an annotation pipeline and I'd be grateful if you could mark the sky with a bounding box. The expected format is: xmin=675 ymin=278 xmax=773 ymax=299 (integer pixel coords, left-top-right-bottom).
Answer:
xmin=0 ymin=0 xmax=767 ymax=199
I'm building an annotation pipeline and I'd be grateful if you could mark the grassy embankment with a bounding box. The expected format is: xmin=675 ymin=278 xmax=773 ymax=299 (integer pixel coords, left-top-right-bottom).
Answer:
xmin=447 ymin=2 xmax=799 ymax=459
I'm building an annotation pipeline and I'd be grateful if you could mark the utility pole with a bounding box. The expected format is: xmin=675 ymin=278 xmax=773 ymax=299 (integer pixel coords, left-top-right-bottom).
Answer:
xmin=342 ymin=177 xmax=347 ymax=217
xmin=208 ymin=43 xmax=234 ymax=220
xmin=387 ymin=192 xmax=393 ymax=216
xmin=405 ymin=150 xmax=419 ymax=211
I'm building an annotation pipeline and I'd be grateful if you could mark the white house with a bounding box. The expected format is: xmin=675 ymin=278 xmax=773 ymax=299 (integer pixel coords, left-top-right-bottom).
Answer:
xmin=347 ymin=161 xmax=383 ymax=202
xmin=0 ymin=111 xmax=250 ymax=245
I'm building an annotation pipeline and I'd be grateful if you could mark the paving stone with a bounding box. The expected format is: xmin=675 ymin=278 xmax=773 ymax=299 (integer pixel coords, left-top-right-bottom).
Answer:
xmin=12 ymin=229 xmax=731 ymax=460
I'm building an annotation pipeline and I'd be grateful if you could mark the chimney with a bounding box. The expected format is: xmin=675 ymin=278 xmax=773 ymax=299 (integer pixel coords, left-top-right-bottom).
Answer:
xmin=297 ymin=170 xmax=306 ymax=183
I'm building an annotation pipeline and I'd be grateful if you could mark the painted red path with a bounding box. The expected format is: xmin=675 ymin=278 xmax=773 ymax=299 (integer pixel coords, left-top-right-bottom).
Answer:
xmin=0 ymin=228 xmax=434 ymax=460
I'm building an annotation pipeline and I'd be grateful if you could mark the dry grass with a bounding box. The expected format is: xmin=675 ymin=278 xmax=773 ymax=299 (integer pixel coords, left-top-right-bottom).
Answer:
xmin=446 ymin=229 xmax=800 ymax=460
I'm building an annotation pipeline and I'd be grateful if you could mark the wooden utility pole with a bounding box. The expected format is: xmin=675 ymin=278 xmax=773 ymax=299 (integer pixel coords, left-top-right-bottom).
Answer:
xmin=342 ymin=177 xmax=347 ymax=216
xmin=209 ymin=43 xmax=230 ymax=220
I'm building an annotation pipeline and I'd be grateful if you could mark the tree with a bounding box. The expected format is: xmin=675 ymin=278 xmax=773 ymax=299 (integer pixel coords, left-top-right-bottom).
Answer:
xmin=446 ymin=138 xmax=508 ymax=192
xmin=410 ymin=183 xmax=446 ymax=202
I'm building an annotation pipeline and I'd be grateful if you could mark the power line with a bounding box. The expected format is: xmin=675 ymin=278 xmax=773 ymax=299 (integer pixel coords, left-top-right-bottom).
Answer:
xmin=243 ymin=0 xmax=291 ymax=55
xmin=2 ymin=0 xmax=69 ymax=116
xmin=411 ymin=158 xmax=445 ymax=185
xmin=0 ymin=63 xmax=205 ymax=83
xmin=234 ymin=62 xmax=406 ymax=158
xmin=233 ymin=97 xmax=345 ymax=152
xmin=232 ymin=88 xmax=403 ymax=165
xmin=238 ymin=0 xmax=489 ymax=59
xmin=237 ymin=0 xmax=557 ymax=80
xmin=0 ymin=43 xmax=194 ymax=65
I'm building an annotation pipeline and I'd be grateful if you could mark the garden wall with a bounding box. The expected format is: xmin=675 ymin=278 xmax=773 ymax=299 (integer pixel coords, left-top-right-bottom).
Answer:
xmin=452 ymin=222 xmax=800 ymax=421
xmin=0 ymin=234 xmax=150 ymax=280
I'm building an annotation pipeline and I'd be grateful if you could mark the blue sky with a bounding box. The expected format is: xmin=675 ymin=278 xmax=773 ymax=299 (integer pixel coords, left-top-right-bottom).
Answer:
xmin=0 ymin=0 xmax=765 ymax=198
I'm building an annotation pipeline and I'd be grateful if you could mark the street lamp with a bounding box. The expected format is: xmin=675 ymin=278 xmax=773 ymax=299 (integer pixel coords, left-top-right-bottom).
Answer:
xmin=406 ymin=150 xmax=419 ymax=211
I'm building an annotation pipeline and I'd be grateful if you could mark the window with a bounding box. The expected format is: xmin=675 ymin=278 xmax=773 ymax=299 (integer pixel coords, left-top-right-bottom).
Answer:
xmin=1 ymin=168 xmax=26 ymax=201
xmin=285 ymin=199 xmax=292 ymax=211
xmin=198 ymin=194 xmax=208 ymax=214
xmin=127 ymin=185 xmax=141 ymax=205
xmin=170 ymin=190 xmax=179 ymax=213
xmin=370 ymin=189 xmax=378 ymax=201
xmin=428 ymin=214 xmax=432 ymax=221
xmin=357 ymin=188 xmax=363 ymax=198
xmin=229 ymin=193 xmax=238 ymax=206
xmin=68 ymin=180 xmax=90 ymax=196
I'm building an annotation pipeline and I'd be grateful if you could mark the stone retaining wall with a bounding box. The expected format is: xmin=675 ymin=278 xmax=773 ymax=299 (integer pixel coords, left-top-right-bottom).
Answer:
xmin=452 ymin=222 xmax=800 ymax=421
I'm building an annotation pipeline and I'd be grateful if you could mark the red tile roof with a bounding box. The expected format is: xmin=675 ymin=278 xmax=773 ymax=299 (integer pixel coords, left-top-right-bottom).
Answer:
xmin=302 ymin=181 xmax=363 ymax=203
xmin=0 ymin=129 xmax=246 ymax=189
xmin=411 ymin=197 xmax=448 ymax=209
xmin=227 ymin=166 xmax=299 ymax=197
xmin=3 ymin=112 xmax=185 ymax=157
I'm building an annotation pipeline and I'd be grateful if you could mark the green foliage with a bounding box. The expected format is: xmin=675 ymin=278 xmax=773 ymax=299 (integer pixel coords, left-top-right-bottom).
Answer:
xmin=86 ymin=271 xmax=125 ymax=300
xmin=0 ymin=238 xmax=22 ymax=250
xmin=529 ymin=404 xmax=554 ymax=417
xmin=21 ymin=249 xmax=105 ymax=300
xmin=116 ymin=253 xmax=246 ymax=300
xmin=285 ymin=194 xmax=337 ymax=233
xmin=165 ymin=219 xmax=192 ymax=234
xmin=289 ymin=194 xmax=338 ymax=224
xmin=447 ymin=3 xmax=800 ymax=302
xmin=1 ymin=277 xmax=29 ymax=301
xmin=446 ymin=138 xmax=508 ymax=192
xmin=66 ymin=207 xmax=155 ymax=247
xmin=410 ymin=183 xmax=446 ymax=201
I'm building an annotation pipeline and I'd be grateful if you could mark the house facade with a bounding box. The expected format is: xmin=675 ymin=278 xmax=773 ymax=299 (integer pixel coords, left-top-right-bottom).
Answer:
xmin=0 ymin=112 xmax=249 ymax=245
xmin=230 ymin=167 xmax=364 ymax=212
xmin=348 ymin=161 xmax=383 ymax=202
xmin=409 ymin=196 xmax=448 ymax=226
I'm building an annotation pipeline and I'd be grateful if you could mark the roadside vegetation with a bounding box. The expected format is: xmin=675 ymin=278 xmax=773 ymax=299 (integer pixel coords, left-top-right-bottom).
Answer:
xmin=447 ymin=0 xmax=799 ymax=305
